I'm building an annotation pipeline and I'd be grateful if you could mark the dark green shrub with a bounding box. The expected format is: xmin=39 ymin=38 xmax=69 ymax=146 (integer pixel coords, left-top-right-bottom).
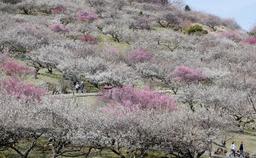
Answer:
xmin=184 ymin=5 xmax=191 ymax=11
xmin=186 ymin=25 xmax=208 ymax=35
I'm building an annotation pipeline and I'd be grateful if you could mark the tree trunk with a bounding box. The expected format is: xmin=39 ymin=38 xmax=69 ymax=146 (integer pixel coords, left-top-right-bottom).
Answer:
xmin=48 ymin=66 xmax=53 ymax=74
xmin=34 ymin=67 xmax=40 ymax=79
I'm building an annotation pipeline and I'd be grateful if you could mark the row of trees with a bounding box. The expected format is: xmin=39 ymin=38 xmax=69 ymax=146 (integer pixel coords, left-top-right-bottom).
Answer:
xmin=0 ymin=85 xmax=233 ymax=158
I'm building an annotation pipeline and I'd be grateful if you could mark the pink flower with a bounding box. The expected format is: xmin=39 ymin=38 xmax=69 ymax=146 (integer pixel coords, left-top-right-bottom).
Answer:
xmin=49 ymin=24 xmax=69 ymax=33
xmin=173 ymin=65 xmax=205 ymax=82
xmin=1 ymin=58 xmax=34 ymax=77
xmin=76 ymin=10 xmax=98 ymax=21
xmin=1 ymin=78 xmax=46 ymax=102
xmin=128 ymin=48 xmax=153 ymax=63
xmin=101 ymin=86 xmax=176 ymax=111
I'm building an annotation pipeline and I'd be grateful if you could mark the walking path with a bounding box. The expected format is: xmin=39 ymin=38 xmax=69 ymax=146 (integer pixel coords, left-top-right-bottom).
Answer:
xmin=47 ymin=89 xmax=175 ymax=98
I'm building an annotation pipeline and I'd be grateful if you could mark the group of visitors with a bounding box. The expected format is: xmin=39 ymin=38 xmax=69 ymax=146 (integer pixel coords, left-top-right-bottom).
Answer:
xmin=74 ymin=81 xmax=85 ymax=93
xmin=230 ymin=141 xmax=244 ymax=157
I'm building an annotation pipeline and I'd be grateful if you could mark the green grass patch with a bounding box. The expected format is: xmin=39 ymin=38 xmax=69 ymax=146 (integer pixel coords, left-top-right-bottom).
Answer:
xmin=26 ymin=68 xmax=62 ymax=86
xmin=97 ymin=34 xmax=114 ymax=42
xmin=225 ymin=131 xmax=256 ymax=154
xmin=211 ymin=130 xmax=256 ymax=155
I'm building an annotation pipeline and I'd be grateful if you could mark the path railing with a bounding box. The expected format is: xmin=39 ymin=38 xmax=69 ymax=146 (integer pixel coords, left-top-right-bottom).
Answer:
xmin=46 ymin=89 xmax=176 ymax=99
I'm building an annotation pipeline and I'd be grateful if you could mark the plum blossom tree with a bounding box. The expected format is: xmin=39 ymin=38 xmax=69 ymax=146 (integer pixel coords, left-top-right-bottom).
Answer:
xmin=102 ymin=85 xmax=176 ymax=111
xmin=0 ymin=23 xmax=50 ymax=52
xmin=158 ymin=12 xmax=181 ymax=29
xmin=164 ymin=107 xmax=230 ymax=158
xmin=0 ymin=58 xmax=34 ymax=77
xmin=242 ymin=37 xmax=256 ymax=45
xmin=219 ymin=31 xmax=247 ymax=43
xmin=127 ymin=48 xmax=153 ymax=64
xmin=129 ymin=17 xmax=151 ymax=30
xmin=95 ymin=63 xmax=141 ymax=87
xmin=50 ymin=5 xmax=66 ymax=14
xmin=135 ymin=62 xmax=165 ymax=80
xmin=76 ymin=10 xmax=98 ymax=22
xmin=177 ymin=83 xmax=256 ymax=131
xmin=59 ymin=56 xmax=141 ymax=87
xmin=102 ymin=22 xmax=132 ymax=43
xmin=96 ymin=45 xmax=122 ymax=62
xmin=80 ymin=33 xmax=97 ymax=44
xmin=173 ymin=65 xmax=206 ymax=83
xmin=0 ymin=91 xmax=44 ymax=157
xmin=1 ymin=78 xmax=46 ymax=102
xmin=29 ymin=39 xmax=93 ymax=76
xmin=49 ymin=24 xmax=69 ymax=33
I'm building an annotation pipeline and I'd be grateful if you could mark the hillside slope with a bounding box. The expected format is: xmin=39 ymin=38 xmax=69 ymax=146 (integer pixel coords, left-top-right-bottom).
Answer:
xmin=1 ymin=0 xmax=256 ymax=157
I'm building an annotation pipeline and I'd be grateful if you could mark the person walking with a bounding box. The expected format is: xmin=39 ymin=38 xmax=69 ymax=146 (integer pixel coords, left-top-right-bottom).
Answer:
xmin=80 ymin=81 xmax=85 ymax=93
xmin=75 ymin=82 xmax=80 ymax=93
xmin=231 ymin=141 xmax=237 ymax=157
xmin=239 ymin=141 xmax=244 ymax=157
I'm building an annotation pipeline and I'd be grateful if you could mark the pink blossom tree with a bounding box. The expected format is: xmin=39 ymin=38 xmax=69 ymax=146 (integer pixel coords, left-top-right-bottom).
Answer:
xmin=102 ymin=86 xmax=176 ymax=111
xmin=76 ymin=10 xmax=98 ymax=22
xmin=128 ymin=48 xmax=153 ymax=63
xmin=0 ymin=58 xmax=34 ymax=77
xmin=1 ymin=78 xmax=46 ymax=102
xmin=173 ymin=65 xmax=205 ymax=83
xmin=49 ymin=24 xmax=69 ymax=33
xmin=51 ymin=5 xmax=66 ymax=14
xmin=80 ymin=34 xmax=97 ymax=44
xmin=219 ymin=31 xmax=245 ymax=42
xmin=242 ymin=37 xmax=256 ymax=45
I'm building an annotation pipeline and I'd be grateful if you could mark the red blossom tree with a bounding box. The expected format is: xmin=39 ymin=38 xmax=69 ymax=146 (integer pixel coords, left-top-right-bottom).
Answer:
xmin=242 ymin=37 xmax=256 ymax=45
xmin=49 ymin=24 xmax=69 ymax=33
xmin=1 ymin=78 xmax=46 ymax=102
xmin=102 ymin=86 xmax=176 ymax=111
xmin=173 ymin=65 xmax=205 ymax=83
xmin=80 ymin=34 xmax=97 ymax=44
xmin=51 ymin=5 xmax=66 ymax=14
xmin=0 ymin=58 xmax=34 ymax=77
xmin=76 ymin=10 xmax=98 ymax=22
xmin=128 ymin=48 xmax=153 ymax=63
